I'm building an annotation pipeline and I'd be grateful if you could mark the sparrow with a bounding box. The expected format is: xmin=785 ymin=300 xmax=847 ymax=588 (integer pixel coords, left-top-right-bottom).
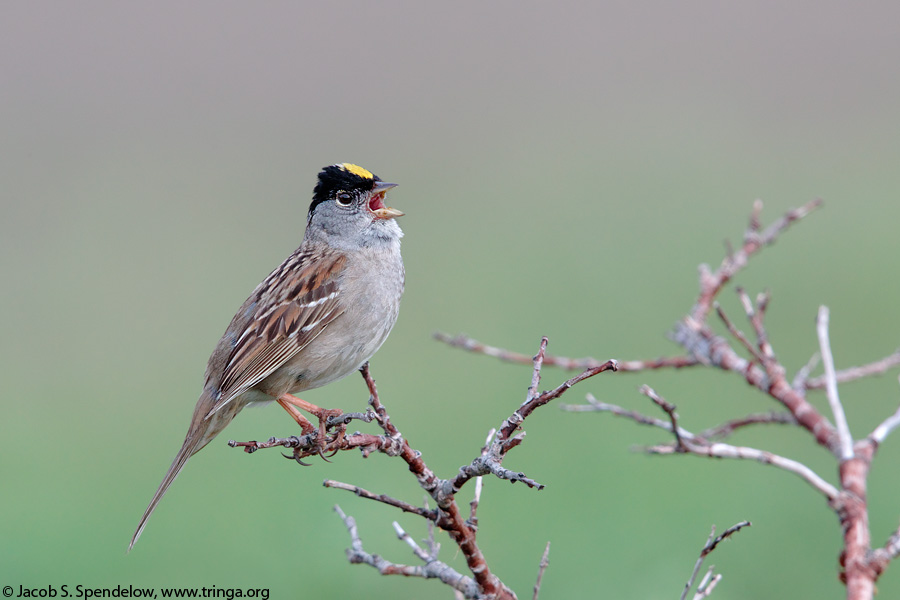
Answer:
xmin=130 ymin=163 xmax=404 ymax=549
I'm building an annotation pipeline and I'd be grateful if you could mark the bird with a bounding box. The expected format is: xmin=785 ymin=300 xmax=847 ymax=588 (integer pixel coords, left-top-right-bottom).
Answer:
xmin=129 ymin=163 xmax=405 ymax=550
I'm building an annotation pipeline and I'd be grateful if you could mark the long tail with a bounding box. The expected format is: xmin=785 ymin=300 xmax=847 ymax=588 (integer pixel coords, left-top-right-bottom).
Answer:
xmin=128 ymin=436 xmax=197 ymax=551
xmin=129 ymin=393 xmax=240 ymax=551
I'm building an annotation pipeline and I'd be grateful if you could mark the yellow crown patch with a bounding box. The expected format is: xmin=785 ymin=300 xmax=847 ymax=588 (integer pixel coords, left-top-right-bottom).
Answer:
xmin=340 ymin=163 xmax=375 ymax=180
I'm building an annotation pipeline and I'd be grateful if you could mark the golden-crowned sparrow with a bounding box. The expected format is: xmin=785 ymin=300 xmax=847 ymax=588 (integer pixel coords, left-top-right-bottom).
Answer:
xmin=129 ymin=163 xmax=404 ymax=549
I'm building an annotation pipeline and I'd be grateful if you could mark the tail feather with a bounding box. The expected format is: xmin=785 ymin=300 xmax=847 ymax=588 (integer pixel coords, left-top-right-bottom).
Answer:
xmin=128 ymin=437 xmax=196 ymax=551
xmin=129 ymin=392 xmax=241 ymax=551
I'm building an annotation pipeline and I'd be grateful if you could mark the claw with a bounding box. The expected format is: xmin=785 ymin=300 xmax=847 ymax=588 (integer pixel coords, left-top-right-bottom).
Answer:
xmin=325 ymin=427 xmax=345 ymax=457
xmin=282 ymin=451 xmax=312 ymax=466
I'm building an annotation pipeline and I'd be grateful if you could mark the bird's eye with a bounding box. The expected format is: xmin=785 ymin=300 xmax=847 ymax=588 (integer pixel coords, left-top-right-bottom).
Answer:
xmin=335 ymin=191 xmax=353 ymax=206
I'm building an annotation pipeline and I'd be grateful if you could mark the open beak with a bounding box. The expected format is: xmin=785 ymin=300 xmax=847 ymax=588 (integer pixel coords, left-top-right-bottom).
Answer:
xmin=368 ymin=181 xmax=404 ymax=220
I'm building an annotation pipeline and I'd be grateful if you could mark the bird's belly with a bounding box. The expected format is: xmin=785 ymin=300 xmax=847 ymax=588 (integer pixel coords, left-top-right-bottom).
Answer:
xmin=254 ymin=241 xmax=403 ymax=401
xmin=257 ymin=303 xmax=398 ymax=398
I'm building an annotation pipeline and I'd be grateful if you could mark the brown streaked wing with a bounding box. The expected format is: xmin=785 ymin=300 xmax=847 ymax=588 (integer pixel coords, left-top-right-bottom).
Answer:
xmin=205 ymin=248 xmax=348 ymax=417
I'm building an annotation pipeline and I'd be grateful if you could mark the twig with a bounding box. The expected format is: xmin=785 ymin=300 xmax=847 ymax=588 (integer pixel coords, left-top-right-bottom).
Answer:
xmin=739 ymin=288 xmax=777 ymax=361
xmin=616 ymin=355 xmax=701 ymax=371
xmin=702 ymin=521 xmax=752 ymax=556
xmin=435 ymin=331 xmax=687 ymax=373
xmin=451 ymin=340 xmax=617 ymax=494
xmin=649 ymin=440 xmax=839 ymax=500
xmin=870 ymin=406 xmax=900 ymax=445
xmin=498 ymin=358 xmax=619 ymax=443
xmin=817 ymin=306 xmax=854 ymax=460
xmin=714 ymin=302 xmax=767 ymax=365
xmin=805 ymin=350 xmax=900 ymax=390
xmin=698 ymin=411 xmax=796 ymax=440
xmin=234 ymin=364 xmax=514 ymax=599
xmin=868 ymin=376 xmax=900 ymax=445
xmin=434 ymin=332 xmax=609 ymax=370
xmin=234 ymin=338 xmax=611 ymax=599
xmin=793 ymin=353 xmax=820 ymax=392
xmin=469 ymin=429 xmax=496 ymax=528
xmin=528 ymin=337 xmax=549 ymax=401
xmin=692 ymin=569 xmax=722 ymax=599
xmin=691 ymin=198 xmax=823 ymax=323
xmin=670 ymin=313 xmax=840 ymax=453
xmin=532 ymin=542 xmax=551 ymax=600
xmin=323 ymin=480 xmax=438 ymax=520
xmin=640 ymin=385 xmax=686 ymax=451
xmin=334 ymin=505 xmax=479 ymax=598
xmin=568 ymin=398 xmax=795 ymax=442
xmin=561 ymin=394 xmax=695 ymax=440
xmin=886 ymin=524 xmax=900 ymax=560
xmin=356 ymin=366 xmax=514 ymax=599
xmin=681 ymin=522 xmax=751 ymax=600
xmin=393 ymin=521 xmax=434 ymax=562
xmin=566 ymin=392 xmax=839 ymax=499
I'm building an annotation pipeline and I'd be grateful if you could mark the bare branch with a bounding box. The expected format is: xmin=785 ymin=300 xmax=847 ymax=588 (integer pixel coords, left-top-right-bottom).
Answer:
xmin=449 ymin=340 xmax=617 ymax=493
xmin=649 ymin=441 xmax=839 ymax=500
xmin=233 ymin=198 xmax=900 ymax=598
xmin=528 ymin=337 xmax=549 ymax=401
xmin=393 ymin=520 xmax=433 ymax=562
xmin=702 ymin=521 xmax=752 ymax=556
xmin=871 ymin=405 xmax=900 ymax=445
xmin=670 ymin=318 xmax=840 ymax=453
xmin=234 ymin=364 xmax=514 ymax=599
xmin=737 ymin=287 xmax=777 ymax=362
xmin=323 ymin=480 xmax=438 ymax=520
xmin=566 ymin=391 xmax=839 ymax=500
xmin=715 ymin=302 xmax=767 ymax=365
xmin=681 ymin=522 xmax=751 ymax=600
xmin=692 ymin=570 xmax=722 ymax=600
xmin=333 ymin=505 xmax=480 ymax=598
xmin=470 ymin=429 xmax=496 ymax=527
xmin=793 ymin=352 xmax=820 ymax=392
xmin=640 ymin=385 xmax=686 ymax=451
xmin=498 ymin=358 xmax=619 ymax=443
xmin=868 ymin=376 xmax=900 ymax=445
xmin=691 ymin=198 xmax=823 ymax=322
xmin=564 ymin=395 xmax=795 ymax=443
xmin=435 ymin=331 xmax=689 ymax=373
xmin=806 ymin=349 xmax=900 ymax=390
xmin=886 ymin=524 xmax=900 ymax=561
xmin=698 ymin=411 xmax=796 ymax=440
xmin=561 ymin=393 xmax=690 ymax=437
xmin=532 ymin=542 xmax=551 ymax=600
xmin=616 ymin=355 xmax=701 ymax=371
xmin=449 ymin=339 xmax=617 ymax=502
xmin=434 ymin=332 xmax=610 ymax=371
xmin=817 ymin=306 xmax=854 ymax=459
xmin=453 ymin=441 xmax=546 ymax=491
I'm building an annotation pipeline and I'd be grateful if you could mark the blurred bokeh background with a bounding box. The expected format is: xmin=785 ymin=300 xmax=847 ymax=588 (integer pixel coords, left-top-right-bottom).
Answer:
xmin=3 ymin=2 xmax=900 ymax=598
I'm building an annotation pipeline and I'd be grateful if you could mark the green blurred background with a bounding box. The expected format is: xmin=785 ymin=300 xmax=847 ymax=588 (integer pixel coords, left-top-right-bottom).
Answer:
xmin=3 ymin=2 xmax=900 ymax=598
